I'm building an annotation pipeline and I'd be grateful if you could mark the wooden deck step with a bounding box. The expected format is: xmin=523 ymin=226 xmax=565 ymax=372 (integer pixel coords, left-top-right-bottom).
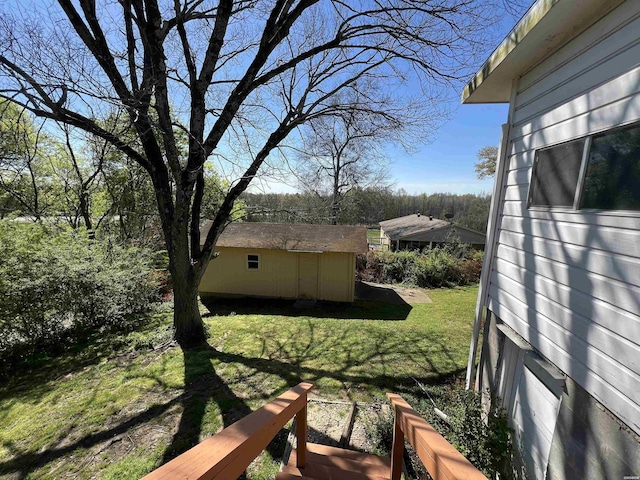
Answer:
xmin=276 ymin=443 xmax=390 ymax=480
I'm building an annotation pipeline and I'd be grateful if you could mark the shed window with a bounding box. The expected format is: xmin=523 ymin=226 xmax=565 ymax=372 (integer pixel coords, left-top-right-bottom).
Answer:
xmin=247 ymin=254 xmax=259 ymax=270
xmin=529 ymin=139 xmax=585 ymax=207
xmin=581 ymin=124 xmax=640 ymax=210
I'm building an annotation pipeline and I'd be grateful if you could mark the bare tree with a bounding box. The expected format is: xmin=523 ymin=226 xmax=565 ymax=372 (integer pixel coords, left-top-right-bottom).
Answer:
xmin=0 ymin=0 xmax=505 ymax=348
xmin=295 ymin=89 xmax=396 ymax=224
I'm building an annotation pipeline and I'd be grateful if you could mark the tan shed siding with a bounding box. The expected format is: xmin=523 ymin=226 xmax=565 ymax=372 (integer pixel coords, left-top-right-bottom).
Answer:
xmin=199 ymin=247 xmax=298 ymax=298
xmin=200 ymin=248 xmax=356 ymax=302
xmin=318 ymin=253 xmax=355 ymax=302
xmin=489 ymin=0 xmax=640 ymax=435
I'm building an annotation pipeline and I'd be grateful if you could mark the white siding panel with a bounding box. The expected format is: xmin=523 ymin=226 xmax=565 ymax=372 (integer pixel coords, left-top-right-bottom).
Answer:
xmin=510 ymin=93 xmax=640 ymax=155
xmin=490 ymin=263 xmax=640 ymax=375
xmin=488 ymin=296 xmax=640 ymax=435
xmin=513 ymin=369 xmax=560 ymax=444
xmin=513 ymin=41 xmax=640 ymax=125
xmin=496 ymin=243 xmax=640 ymax=317
xmin=515 ymin=12 xmax=640 ymax=110
xmin=502 ymin=201 xmax=640 ymax=230
xmin=511 ymin=366 xmax=562 ymax=479
xmin=518 ymin=1 xmax=640 ymax=93
xmin=505 ymin=167 xmax=531 ymax=187
xmin=500 ymin=217 xmax=640 ymax=257
xmin=507 ymin=151 xmax=532 ymax=172
xmin=498 ymin=229 xmax=640 ymax=288
xmin=487 ymin=0 xmax=640 ymax=437
xmin=503 ymin=185 xmax=528 ymax=202
xmin=514 ymin=67 xmax=640 ymax=139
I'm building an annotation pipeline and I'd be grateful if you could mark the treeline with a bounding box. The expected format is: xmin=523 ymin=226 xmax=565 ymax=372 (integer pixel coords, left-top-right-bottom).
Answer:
xmin=242 ymin=188 xmax=491 ymax=233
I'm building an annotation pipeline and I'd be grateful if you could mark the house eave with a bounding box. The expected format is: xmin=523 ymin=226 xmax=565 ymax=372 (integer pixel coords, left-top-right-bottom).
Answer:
xmin=461 ymin=0 xmax=624 ymax=104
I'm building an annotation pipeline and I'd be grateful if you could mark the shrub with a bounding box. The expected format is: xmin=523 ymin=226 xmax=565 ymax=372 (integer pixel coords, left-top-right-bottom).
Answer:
xmin=0 ymin=221 xmax=159 ymax=374
xmin=357 ymin=248 xmax=483 ymax=288
xmin=366 ymin=382 xmax=514 ymax=479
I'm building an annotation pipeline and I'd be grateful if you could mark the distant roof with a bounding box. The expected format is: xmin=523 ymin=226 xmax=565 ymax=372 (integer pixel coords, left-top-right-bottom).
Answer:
xmin=461 ymin=0 xmax=622 ymax=104
xmin=380 ymin=214 xmax=449 ymax=240
xmin=379 ymin=214 xmax=485 ymax=244
xmin=201 ymin=222 xmax=367 ymax=254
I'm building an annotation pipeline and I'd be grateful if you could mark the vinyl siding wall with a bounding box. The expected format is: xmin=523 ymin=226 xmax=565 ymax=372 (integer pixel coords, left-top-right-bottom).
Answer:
xmin=489 ymin=0 xmax=640 ymax=435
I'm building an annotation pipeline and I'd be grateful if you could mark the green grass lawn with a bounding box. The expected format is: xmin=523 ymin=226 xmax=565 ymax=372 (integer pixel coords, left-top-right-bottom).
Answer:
xmin=367 ymin=227 xmax=380 ymax=241
xmin=0 ymin=286 xmax=478 ymax=479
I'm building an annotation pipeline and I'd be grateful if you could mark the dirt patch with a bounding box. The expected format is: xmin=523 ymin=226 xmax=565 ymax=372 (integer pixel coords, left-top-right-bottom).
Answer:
xmin=307 ymin=400 xmax=353 ymax=446
xmin=284 ymin=398 xmax=391 ymax=454
xmin=356 ymin=281 xmax=432 ymax=305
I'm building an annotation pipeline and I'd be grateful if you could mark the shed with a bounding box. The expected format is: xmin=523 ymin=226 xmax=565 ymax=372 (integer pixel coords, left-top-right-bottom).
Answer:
xmin=198 ymin=222 xmax=367 ymax=302
xmin=463 ymin=0 xmax=640 ymax=478
xmin=379 ymin=214 xmax=485 ymax=251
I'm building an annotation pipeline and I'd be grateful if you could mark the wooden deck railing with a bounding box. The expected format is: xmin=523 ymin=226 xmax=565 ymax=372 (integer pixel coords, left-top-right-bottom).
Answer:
xmin=141 ymin=383 xmax=488 ymax=480
xmin=142 ymin=382 xmax=313 ymax=480
xmin=387 ymin=393 xmax=488 ymax=480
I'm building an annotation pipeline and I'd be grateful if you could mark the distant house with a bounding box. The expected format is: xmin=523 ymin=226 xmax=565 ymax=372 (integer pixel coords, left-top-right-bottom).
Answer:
xmin=198 ymin=222 xmax=367 ymax=302
xmin=379 ymin=214 xmax=485 ymax=251
xmin=463 ymin=0 xmax=640 ymax=478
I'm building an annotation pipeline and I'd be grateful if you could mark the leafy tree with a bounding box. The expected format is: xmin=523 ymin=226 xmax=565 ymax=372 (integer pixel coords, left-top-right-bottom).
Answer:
xmin=0 ymin=220 xmax=158 ymax=373
xmin=1 ymin=1 xmax=510 ymax=347
xmin=475 ymin=145 xmax=498 ymax=179
xmin=0 ymin=100 xmax=61 ymax=219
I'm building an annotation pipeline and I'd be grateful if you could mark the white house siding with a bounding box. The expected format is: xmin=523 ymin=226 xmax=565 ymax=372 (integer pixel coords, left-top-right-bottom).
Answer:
xmin=488 ymin=0 xmax=640 ymax=436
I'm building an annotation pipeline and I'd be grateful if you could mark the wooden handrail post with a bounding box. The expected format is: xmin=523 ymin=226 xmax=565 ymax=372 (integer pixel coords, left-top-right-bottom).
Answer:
xmin=390 ymin=405 xmax=404 ymax=480
xmin=142 ymin=382 xmax=314 ymax=480
xmin=387 ymin=393 xmax=489 ymax=480
xmin=295 ymin=394 xmax=308 ymax=468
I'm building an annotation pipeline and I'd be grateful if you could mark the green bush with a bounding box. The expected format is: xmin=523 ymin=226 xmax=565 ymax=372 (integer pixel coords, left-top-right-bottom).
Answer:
xmin=0 ymin=221 xmax=159 ymax=373
xmin=367 ymin=382 xmax=514 ymax=479
xmin=357 ymin=248 xmax=483 ymax=288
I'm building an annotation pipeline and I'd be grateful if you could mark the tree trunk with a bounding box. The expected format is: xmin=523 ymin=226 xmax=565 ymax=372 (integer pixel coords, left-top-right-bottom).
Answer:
xmin=171 ymin=262 xmax=206 ymax=348
xmin=168 ymin=208 xmax=208 ymax=348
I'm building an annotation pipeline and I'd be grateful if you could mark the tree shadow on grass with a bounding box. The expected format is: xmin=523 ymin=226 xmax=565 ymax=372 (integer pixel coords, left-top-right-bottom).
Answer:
xmin=159 ymin=343 xmax=291 ymax=472
xmin=0 ymin=322 xmax=464 ymax=478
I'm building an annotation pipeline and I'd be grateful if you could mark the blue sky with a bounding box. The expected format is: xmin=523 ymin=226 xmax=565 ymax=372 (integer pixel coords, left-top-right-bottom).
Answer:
xmin=386 ymin=103 xmax=509 ymax=195
xmin=256 ymin=4 xmax=529 ymax=197
xmin=5 ymin=0 xmax=526 ymax=197
xmin=262 ymin=79 xmax=511 ymax=197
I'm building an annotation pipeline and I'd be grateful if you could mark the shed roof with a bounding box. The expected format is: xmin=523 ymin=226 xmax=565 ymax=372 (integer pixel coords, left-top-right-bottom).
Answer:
xmin=461 ymin=0 xmax=623 ymax=104
xmin=201 ymin=222 xmax=367 ymax=253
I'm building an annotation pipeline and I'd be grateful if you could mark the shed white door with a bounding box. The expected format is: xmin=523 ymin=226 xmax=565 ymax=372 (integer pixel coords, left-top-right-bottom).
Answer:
xmin=298 ymin=253 xmax=319 ymax=298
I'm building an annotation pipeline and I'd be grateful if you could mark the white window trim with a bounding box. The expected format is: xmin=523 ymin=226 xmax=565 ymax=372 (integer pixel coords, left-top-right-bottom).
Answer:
xmin=527 ymin=120 xmax=640 ymax=213
xmin=246 ymin=253 xmax=260 ymax=271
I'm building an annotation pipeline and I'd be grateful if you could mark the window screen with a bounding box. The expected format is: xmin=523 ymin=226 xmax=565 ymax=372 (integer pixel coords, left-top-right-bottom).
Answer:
xmin=247 ymin=254 xmax=259 ymax=269
xmin=581 ymin=124 xmax=640 ymax=210
xmin=529 ymin=140 xmax=585 ymax=207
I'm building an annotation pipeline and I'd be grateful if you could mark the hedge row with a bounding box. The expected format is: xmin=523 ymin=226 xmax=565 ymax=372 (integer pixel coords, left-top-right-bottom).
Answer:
xmin=0 ymin=221 xmax=160 ymax=374
xmin=357 ymin=248 xmax=483 ymax=288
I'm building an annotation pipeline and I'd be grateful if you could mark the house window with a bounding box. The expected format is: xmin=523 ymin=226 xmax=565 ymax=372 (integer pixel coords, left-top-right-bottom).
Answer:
xmin=528 ymin=139 xmax=585 ymax=207
xmin=247 ymin=254 xmax=259 ymax=270
xmin=529 ymin=121 xmax=640 ymax=212
xmin=580 ymin=123 xmax=640 ymax=210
